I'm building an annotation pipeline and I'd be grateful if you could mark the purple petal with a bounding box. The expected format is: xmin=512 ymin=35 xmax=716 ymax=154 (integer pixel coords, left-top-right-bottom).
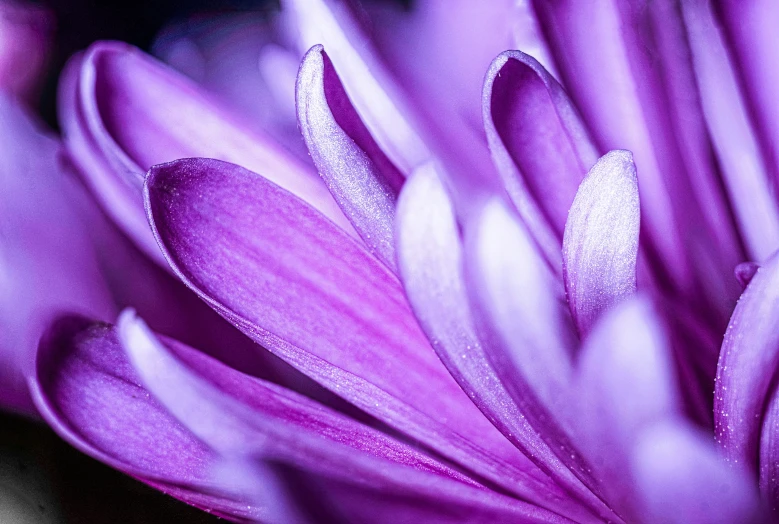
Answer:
xmin=483 ymin=49 xmax=599 ymax=267
xmin=562 ymin=150 xmax=639 ymax=337
xmin=395 ymin=164 xmax=611 ymax=523
xmin=715 ymin=252 xmax=779 ymax=471
xmin=683 ymin=0 xmax=779 ymax=262
xmin=59 ymin=40 xmax=350 ymax=261
xmin=633 ymin=422 xmax=763 ymax=524
xmin=0 ymin=1 xmax=51 ymax=102
xmin=284 ymin=0 xmax=428 ymax=174
xmin=759 ymin=388 xmax=779 ymax=514
xmin=575 ymin=298 xmax=678 ymax=519
xmin=120 ymin=311 xmax=570 ymax=524
xmin=716 ymin=1 xmax=779 ymax=189
xmin=735 ymin=262 xmax=761 ymax=290
xmin=0 ymin=99 xmax=115 ymax=415
xmin=463 ymin=197 xmax=602 ymax=497
xmin=534 ymin=0 xmax=743 ymax=320
xmin=144 ymin=157 xmax=554 ymax=501
xmin=28 ymin=316 xmax=256 ymax=522
xmin=296 ymin=45 xmax=402 ymax=270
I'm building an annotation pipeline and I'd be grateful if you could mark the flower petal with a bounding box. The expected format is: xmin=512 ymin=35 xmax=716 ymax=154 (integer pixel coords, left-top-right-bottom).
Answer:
xmin=463 ymin=197 xmax=601 ymax=495
xmin=0 ymin=98 xmax=115 ymax=415
xmin=296 ymin=45 xmax=402 ymax=270
xmin=483 ymin=49 xmax=598 ymax=266
xmin=716 ymin=1 xmax=779 ymax=189
xmin=120 ymin=311 xmax=569 ymax=524
xmin=633 ymin=422 xmax=763 ymax=524
xmin=284 ymin=0 xmax=428 ymax=174
xmin=144 ymin=157 xmax=556 ymax=501
xmin=715 ymin=252 xmax=779 ymax=471
xmin=59 ymin=40 xmax=350 ymax=261
xmin=28 ymin=316 xmax=256 ymax=522
xmin=683 ymin=0 xmax=779 ymax=262
xmin=535 ymin=0 xmax=743 ymax=319
xmin=562 ymin=150 xmax=639 ymax=337
xmin=759 ymin=387 xmax=779 ymax=514
xmin=396 ymin=163 xmax=612 ymax=523
xmin=575 ymin=297 xmax=678 ymax=519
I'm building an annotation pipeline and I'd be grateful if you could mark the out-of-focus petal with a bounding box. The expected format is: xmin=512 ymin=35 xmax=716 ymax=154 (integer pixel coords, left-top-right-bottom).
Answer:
xmin=633 ymin=422 xmax=763 ymax=524
xmin=715 ymin=252 xmax=779 ymax=470
xmin=735 ymin=262 xmax=760 ymax=290
xmin=463 ymin=198 xmax=600 ymax=495
xmin=759 ymin=387 xmax=779 ymax=514
xmin=297 ymin=45 xmax=402 ymax=270
xmin=534 ymin=0 xmax=743 ymax=323
xmin=716 ymin=1 xmax=779 ymax=189
xmin=284 ymin=0 xmax=428 ymax=174
xmin=562 ymin=151 xmax=639 ymax=337
xmin=144 ymin=157 xmax=557 ymax=502
xmin=154 ymin=12 xmax=310 ymax=161
xmin=683 ymin=0 xmax=779 ymax=262
xmin=396 ymin=163 xmax=613 ymax=524
xmin=0 ymin=98 xmax=115 ymax=415
xmin=120 ymin=312 xmax=569 ymax=524
xmin=0 ymin=1 xmax=52 ymax=102
xmin=59 ymin=41 xmax=350 ymax=262
xmin=483 ymin=50 xmax=598 ymax=267
xmin=576 ymin=298 xmax=678 ymax=520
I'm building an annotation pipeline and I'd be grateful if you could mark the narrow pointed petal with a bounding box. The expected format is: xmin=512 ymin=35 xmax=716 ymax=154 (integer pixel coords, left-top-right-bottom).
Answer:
xmin=633 ymin=422 xmax=763 ymax=524
xmin=576 ymin=298 xmax=678 ymax=520
xmin=715 ymin=253 xmax=779 ymax=470
xmin=716 ymin=1 xmax=779 ymax=189
xmin=284 ymin=0 xmax=428 ymax=174
xmin=535 ymin=0 xmax=743 ymax=317
xmin=483 ymin=50 xmax=599 ymax=269
xmin=396 ymin=163 xmax=611 ymax=524
xmin=0 ymin=98 xmax=115 ymax=415
xmin=563 ymin=151 xmax=639 ymax=337
xmin=297 ymin=45 xmax=402 ymax=270
xmin=59 ymin=41 xmax=350 ymax=261
xmin=144 ymin=157 xmax=557 ymax=501
xmin=683 ymin=0 xmax=779 ymax=262
xmin=463 ymin=198 xmax=601 ymax=496
xmin=120 ymin=311 xmax=570 ymax=524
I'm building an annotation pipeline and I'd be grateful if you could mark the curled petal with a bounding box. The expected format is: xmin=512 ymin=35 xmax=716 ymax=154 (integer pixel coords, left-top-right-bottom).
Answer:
xmin=633 ymin=422 xmax=763 ymax=524
xmin=59 ymin=41 xmax=349 ymax=261
xmin=297 ymin=45 xmax=402 ymax=270
xmin=121 ymin=312 xmax=570 ymax=524
xmin=483 ymin=49 xmax=598 ymax=269
xmin=715 ymin=253 xmax=779 ymax=470
xmin=144 ymin=157 xmax=554 ymax=500
xmin=563 ymin=150 xmax=639 ymax=337
xmin=396 ymin=164 xmax=609 ymax=523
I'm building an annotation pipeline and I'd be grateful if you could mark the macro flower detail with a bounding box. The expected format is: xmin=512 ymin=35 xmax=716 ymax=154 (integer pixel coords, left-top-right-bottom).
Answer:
xmin=3 ymin=0 xmax=779 ymax=522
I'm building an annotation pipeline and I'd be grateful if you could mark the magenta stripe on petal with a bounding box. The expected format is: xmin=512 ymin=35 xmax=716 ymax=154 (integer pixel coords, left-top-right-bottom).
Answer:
xmin=563 ymin=150 xmax=640 ymax=337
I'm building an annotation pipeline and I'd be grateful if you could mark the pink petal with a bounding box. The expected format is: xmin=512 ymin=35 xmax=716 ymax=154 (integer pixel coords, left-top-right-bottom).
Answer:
xmin=562 ymin=151 xmax=640 ymax=337
xmin=144 ymin=157 xmax=557 ymax=502
xmin=297 ymin=45 xmax=402 ymax=270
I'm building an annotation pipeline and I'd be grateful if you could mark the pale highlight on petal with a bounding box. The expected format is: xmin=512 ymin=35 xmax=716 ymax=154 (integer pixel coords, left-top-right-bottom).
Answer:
xmin=297 ymin=45 xmax=401 ymax=271
xmin=563 ymin=150 xmax=640 ymax=337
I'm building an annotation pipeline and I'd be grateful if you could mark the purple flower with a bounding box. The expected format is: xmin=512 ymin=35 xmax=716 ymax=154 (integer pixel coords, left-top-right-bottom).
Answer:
xmin=6 ymin=0 xmax=779 ymax=522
